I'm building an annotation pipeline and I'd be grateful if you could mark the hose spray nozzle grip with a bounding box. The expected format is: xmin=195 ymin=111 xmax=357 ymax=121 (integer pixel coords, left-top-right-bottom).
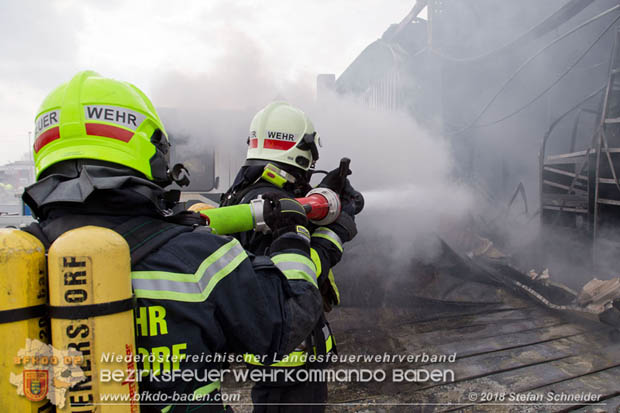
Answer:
xmin=336 ymin=157 xmax=351 ymax=195
xmin=199 ymin=188 xmax=342 ymax=236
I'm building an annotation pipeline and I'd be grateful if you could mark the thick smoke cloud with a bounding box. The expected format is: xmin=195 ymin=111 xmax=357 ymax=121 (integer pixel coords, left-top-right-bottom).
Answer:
xmin=150 ymin=29 xmax=475 ymax=303
xmin=0 ymin=0 xmax=416 ymax=165
xmin=307 ymin=94 xmax=473 ymax=263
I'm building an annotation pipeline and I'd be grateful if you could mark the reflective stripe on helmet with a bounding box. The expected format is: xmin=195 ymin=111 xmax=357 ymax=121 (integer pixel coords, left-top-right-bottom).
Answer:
xmin=246 ymin=101 xmax=319 ymax=171
xmin=81 ymin=105 xmax=148 ymax=143
xmin=84 ymin=105 xmax=146 ymax=130
xmin=85 ymin=123 xmax=134 ymax=142
xmin=33 ymin=109 xmax=61 ymax=153
xmin=263 ymin=139 xmax=296 ymax=150
xmin=33 ymin=127 xmax=60 ymax=153
xmin=34 ymin=109 xmax=60 ymax=136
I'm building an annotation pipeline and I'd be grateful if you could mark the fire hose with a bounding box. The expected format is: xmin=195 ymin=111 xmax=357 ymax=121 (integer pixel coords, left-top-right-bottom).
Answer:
xmin=194 ymin=158 xmax=362 ymax=235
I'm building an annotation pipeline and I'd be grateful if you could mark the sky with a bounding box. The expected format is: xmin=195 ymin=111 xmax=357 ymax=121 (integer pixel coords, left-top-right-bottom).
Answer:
xmin=0 ymin=0 xmax=423 ymax=165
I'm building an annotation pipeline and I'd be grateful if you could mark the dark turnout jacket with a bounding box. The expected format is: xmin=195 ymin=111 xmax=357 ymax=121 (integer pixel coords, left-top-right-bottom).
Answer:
xmin=23 ymin=167 xmax=323 ymax=412
xmin=220 ymin=169 xmax=346 ymax=369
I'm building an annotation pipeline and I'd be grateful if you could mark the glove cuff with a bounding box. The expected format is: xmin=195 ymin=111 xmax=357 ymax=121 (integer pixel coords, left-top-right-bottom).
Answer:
xmin=271 ymin=225 xmax=311 ymax=254
xmin=328 ymin=212 xmax=357 ymax=243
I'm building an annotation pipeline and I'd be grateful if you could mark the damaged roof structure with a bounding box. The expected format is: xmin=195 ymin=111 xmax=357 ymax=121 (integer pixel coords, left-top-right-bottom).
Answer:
xmin=311 ymin=1 xmax=620 ymax=411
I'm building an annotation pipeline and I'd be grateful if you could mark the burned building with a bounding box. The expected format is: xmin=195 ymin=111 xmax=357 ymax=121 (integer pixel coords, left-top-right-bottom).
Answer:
xmin=299 ymin=2 xmax=620 ymax=411
xmin=326 ymin=0 xmax=620 ymax=282
xmin=541 ymin=26 xmax=620 ymax=276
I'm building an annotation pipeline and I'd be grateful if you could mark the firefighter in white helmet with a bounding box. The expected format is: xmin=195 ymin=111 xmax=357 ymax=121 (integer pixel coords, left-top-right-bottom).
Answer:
xmin=221 ymin=102 xmax=363 ymax=412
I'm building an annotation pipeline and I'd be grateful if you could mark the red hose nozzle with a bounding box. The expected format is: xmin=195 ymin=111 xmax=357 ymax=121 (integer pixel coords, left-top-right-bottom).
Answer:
xmin=295 ymin=188 xmax=341 ymax=225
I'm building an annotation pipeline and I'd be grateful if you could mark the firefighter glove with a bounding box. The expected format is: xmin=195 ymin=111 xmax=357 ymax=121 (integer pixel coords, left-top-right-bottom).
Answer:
xmin=318 ymin=168 xmax=364 ymax=216
xmin=261 ymin=192 xmax=309 ymax=238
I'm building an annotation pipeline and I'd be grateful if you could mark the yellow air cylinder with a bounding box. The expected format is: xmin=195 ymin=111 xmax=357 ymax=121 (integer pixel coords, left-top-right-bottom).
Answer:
xmin=48 ymin=226 xmax=139 ymax=413
xmin=0 ymin=228 xmax=51 ymax=412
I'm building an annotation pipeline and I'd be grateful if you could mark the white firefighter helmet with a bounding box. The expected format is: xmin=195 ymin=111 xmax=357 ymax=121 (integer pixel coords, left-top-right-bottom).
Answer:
xmin=247 ymin=101 xmax=320 ymax=170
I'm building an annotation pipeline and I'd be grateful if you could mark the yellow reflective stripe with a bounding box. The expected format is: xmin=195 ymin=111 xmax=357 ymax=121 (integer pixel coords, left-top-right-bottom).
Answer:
xmin=328 ymin=269 xmax=340 ymax=304
xmin=161 ymin=380 xmax=222 ymax=413
xmin=161 ymin=381 xmax=221 ymax=412
xmin=244 ymin=327 xmax=334 ymax=367
xmin=132 ymin=239 xmax=248 ymax=302
xmin=311 ymin=249 xmax=340 ymax=305
xmin=194 ymin=380 xmax=221 ymax=395
xmin=271 ymin=351 xmax=307 ymax=367
xmin=271 ymin=253 xmax=317 ymax=287
xmin=326 ymin=334 xmax=334 ymax=353
xmin=312 ymin=227 xmax=343 ymax=252
xmin=133 ymin=238 xmax=240 ymax=282
xmin=310 ymin=248 xmax=322 ymax=278
xmin=319 ymin=325 xmax=334 ymax=354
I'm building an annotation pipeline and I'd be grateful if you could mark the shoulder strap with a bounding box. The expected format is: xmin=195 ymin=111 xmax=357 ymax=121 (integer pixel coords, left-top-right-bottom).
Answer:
xmin=112 ymin=217 xmax=195 ymax=265
xmin=22 ymin=222 xmax=52 ymax=250
xmin=220 ymin=165 xmax=263 ymax=206
xmin=22 ymin=216 xmax=110 ymax=251
xmin=23 ymin=215 xmax=196 ymax=266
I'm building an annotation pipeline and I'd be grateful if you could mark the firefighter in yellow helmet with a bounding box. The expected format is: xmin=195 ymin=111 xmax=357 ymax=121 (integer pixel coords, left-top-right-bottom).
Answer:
xmin=220 ymin=102 xmax=363 ymax=412
xmin=22 ymin=72 xmax=324 ymax=412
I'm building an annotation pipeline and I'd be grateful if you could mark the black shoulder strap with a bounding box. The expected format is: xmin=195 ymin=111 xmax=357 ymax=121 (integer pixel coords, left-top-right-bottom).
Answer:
xmin=220 ymin=166 xmax=263 ymax=206
xmin=22 ymin=222 xmax=52 ymax=250
xmin=18 ymin=215 xmax=196 ymax=323
xmin=23 ymin=215 xmax=196 ymax=266
xmin=113 ymin=217 xmax=195 ymax=265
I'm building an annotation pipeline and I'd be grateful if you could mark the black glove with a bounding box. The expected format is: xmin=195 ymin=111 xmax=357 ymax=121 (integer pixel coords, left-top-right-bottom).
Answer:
xmin=318 ymin=167 xmax=351 ymax=193
xmin=340 ymin=180 xmax=364 ymax=216
xmin=318 ymin=168 xmax=364 ymax=216
xmin=261 ymin=193 xmax=309 ymax=238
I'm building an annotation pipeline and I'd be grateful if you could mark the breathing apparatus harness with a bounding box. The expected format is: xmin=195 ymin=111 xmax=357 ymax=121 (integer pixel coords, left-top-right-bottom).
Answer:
xmin=220 ymin=161 xmax=318 ymax=207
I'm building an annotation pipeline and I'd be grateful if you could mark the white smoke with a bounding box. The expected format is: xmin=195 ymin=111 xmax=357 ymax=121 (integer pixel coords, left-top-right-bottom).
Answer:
xmin=150 ymin=31 xmax=474 ymax=267
xmin=306 ymin=93 xmax=473 ymax=262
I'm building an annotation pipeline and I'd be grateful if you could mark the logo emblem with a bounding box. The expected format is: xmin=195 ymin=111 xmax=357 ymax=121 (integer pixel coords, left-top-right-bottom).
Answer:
xmin=23 ymin=370 xmax=48 ymax=402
